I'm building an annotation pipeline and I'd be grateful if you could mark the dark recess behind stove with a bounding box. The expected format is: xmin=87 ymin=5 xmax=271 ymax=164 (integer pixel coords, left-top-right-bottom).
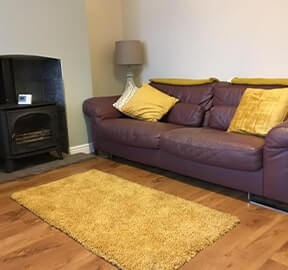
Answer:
xmin=0 ymin=59 xmax=17 ymax=104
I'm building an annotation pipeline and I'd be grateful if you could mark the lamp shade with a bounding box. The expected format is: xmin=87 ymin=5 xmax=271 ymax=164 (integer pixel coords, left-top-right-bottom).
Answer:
xmin=115 ymin=40 xmax=144 ymax=65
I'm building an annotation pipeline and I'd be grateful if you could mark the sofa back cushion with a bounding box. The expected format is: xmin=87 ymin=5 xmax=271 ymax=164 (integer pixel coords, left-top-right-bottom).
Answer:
xmin=207 ymin=82 xmax=288 ymax=130
xmin=150 ymin=82 xmax=215 ymax=126
xmin=165 ymin=103 xmax=204 ymax=126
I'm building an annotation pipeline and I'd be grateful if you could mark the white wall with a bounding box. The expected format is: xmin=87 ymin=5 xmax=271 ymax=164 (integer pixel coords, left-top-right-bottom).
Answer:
xmin=123 ymin=0 xmax=288 ymax=82
xmin=0 ymin=0 xmax=93 ymax=147
xmin=86 ymin=0 xmax=124 ymax=96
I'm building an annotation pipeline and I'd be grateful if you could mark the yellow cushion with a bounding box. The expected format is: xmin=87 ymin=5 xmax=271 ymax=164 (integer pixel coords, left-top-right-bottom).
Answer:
xmin=231 ymin=77 xmax=288 ymax=86
xmin=149 ymin=78 xmax=218 ymax=86
xmin=228 ymin=88 xmax=288 ymax=136
xmin=120 ymin=84 xmax=179 ymax=122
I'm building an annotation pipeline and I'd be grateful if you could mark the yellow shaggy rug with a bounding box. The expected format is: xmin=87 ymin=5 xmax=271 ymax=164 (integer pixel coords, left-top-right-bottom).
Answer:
xmin=11 ymin=169 xmax=239 ymax=270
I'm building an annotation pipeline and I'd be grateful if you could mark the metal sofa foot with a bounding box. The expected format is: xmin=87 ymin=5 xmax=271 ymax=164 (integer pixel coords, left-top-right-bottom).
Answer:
xmin=248 ymin=193 xmax=288 ymax=214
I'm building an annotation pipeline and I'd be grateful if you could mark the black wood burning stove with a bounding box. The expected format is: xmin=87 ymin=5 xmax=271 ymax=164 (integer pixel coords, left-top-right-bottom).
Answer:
xmin=0 ymin=55 xmax=69 ymax=172
xmin=0 ymin=103 xmax=63 ymax=172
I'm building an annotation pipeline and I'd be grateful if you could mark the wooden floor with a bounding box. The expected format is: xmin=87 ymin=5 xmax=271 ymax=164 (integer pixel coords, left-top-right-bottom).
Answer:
xmin=0 ymin=157 xmax=288 ymax=270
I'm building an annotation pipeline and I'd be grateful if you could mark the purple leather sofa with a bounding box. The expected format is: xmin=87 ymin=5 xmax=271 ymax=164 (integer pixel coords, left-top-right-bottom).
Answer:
xmin=83 ymin=81 xmax=288 ymax=207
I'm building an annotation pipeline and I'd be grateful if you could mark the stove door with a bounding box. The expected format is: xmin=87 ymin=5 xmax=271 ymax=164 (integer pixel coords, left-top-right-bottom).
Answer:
xmin=6 ymin=106 xmax=58 ymax=155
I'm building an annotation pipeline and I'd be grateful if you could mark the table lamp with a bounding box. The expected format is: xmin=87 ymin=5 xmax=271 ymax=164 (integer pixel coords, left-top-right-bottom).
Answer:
xmin=115 ymin=40 xmax=144 ymax=90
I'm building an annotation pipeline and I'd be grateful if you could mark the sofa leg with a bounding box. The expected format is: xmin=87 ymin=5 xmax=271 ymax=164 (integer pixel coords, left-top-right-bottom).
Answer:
xmin=107 ymin=153 xmax=113 ymax=159
xmin=248 ymin=193 xmax=288 ymax=214
xmin=247 ymin=193 xmax=251 ymax=201
xmin=94 ymin=150 xmax=113 ymax=159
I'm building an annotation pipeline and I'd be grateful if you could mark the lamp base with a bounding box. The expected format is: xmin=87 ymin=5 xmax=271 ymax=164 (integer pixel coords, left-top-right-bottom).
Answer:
xmin=124 ymin=71 xmax=137 ymax=91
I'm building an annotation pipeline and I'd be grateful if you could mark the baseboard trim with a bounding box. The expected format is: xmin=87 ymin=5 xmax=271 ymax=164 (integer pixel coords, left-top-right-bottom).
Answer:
xmin=69 ymin=143 xmax=93 ymax=155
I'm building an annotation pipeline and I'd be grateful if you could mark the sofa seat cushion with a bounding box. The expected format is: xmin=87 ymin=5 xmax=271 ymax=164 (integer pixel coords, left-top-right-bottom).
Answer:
xmin=160 ymin=128 xmax=264 ymax=171
xmin=99 ymin=118 xmax=181 ymax=149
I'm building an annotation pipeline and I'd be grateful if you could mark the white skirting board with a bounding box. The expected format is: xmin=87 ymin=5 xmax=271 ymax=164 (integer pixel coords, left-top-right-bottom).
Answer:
xmin=69 ymin=143 xmax=93 ymax=155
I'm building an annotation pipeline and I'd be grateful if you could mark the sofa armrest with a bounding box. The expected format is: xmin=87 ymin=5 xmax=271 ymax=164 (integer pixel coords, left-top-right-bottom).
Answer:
xmin=263 ymin=120 xmax=288 ymax=203
xmin=83 ymin=96 xmax=122 ymax=120
xmin=266 ymin=121 xmax=288 ymax=147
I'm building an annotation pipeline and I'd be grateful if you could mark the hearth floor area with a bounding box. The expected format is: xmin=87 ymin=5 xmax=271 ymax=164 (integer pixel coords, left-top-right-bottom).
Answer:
xmin=0 ymin=153 xmax=95 ymax=183
xmin=0 ymin=152 xmax=59 ymax=172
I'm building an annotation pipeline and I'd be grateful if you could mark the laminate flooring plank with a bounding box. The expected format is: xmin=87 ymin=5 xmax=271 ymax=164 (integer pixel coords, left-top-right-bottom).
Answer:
xmin=259 ymin=259 xmax=288 ymax=270
xmin=272 ymin=241 xmax=288 ymax=267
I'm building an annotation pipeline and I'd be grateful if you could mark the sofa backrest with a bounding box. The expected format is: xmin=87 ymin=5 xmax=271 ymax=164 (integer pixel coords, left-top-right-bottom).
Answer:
xmin=207 ymin=82 xmax=288 ymax=130
xmin=150 ymin=82 xmax=215 ymax=126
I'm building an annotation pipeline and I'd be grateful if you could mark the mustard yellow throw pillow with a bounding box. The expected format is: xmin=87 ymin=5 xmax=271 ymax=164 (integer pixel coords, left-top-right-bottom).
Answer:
xmin=120 ymin=83 xmax=179 ymax=122
xmin=150 ymin=77 xmax=218 ymax=86
xmin=231 ymin=77 xmax=288 ymax=86
xmin=228 ymin=88 xmax=288 ymax=136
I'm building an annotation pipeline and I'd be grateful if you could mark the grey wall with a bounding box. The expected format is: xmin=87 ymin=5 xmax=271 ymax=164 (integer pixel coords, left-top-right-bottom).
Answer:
xmin=123 ymin=0 xmax=288 ymax=82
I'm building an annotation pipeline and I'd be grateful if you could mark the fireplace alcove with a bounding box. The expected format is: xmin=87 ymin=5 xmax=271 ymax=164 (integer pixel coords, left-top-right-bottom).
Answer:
xmin=0 ymin=55 xmax=69 ymax=172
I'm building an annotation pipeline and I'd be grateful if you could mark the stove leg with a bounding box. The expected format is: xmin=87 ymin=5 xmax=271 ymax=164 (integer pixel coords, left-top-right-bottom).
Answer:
xmin=5 ymin=159 xmax=14 ymax=173
xmin=56 ymin=148 xmax=64 ymax=160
